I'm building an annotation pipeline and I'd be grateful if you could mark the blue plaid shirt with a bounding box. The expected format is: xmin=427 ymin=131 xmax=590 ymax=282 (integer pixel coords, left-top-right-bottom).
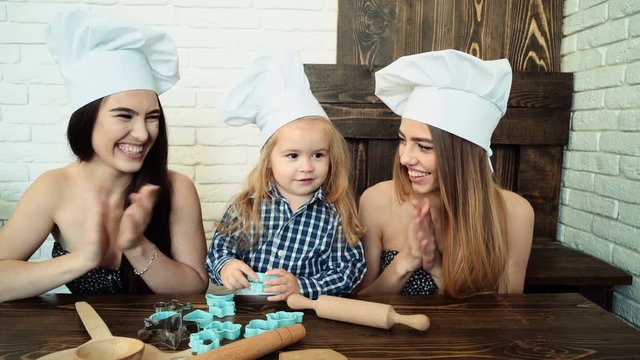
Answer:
xmin=206 ymin=186 xmax=366 ymax=299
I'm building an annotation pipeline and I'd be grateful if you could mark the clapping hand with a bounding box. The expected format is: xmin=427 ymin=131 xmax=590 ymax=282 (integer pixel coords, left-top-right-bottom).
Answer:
xmin=116 ymin=184 xmax=159 ymax=251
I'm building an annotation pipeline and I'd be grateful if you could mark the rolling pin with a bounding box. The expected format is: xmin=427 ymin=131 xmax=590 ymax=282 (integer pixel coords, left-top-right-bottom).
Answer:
xmin=191 ymin=323 xmax=306 ymax=360
xmin=287 ymin=294 xmax=429 ymax=331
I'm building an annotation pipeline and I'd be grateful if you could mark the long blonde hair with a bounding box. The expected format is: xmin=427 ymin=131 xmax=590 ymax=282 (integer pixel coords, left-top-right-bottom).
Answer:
xmin=393 ymin=124 xmax=510 ymax=297
xmin=217 ymin=116 xmax=364 ymax=248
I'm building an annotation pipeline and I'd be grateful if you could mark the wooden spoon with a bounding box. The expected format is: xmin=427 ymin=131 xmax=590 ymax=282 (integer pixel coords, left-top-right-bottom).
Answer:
xmin=38 ymin=302 xmax=192 ymax=360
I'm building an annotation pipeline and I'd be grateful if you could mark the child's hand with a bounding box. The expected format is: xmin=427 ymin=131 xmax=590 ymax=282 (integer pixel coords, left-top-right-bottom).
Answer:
xmin=264 ymin=269 xmax=300 ymax=302
xmin=220 ymin=260 xmax=258 ymax=291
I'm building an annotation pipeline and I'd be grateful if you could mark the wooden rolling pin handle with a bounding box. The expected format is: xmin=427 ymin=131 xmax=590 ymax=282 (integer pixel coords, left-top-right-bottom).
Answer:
xmin=388 ymin=309 xmax=430 ymax=331
xmin=191 ymin=324 xmax=306 ymax=360
xmin=286 ymin=293 xmax=317 ymax=310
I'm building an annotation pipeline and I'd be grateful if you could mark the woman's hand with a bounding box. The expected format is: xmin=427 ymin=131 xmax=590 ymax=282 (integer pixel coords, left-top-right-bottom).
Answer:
xmin=220 ymin=259 xmax=258 ymax=291
xmin=264 ymin=268 xmax=300 ymax=302
xmin=398 ymin=198 xmax=437 ymax=274
xmin=413 ymin=199 xmax=439 ymax=272
xmin=79 ymin=194 xmax=109 ymax=269
xmin=117 ymin=184 xmax=159 ymax=251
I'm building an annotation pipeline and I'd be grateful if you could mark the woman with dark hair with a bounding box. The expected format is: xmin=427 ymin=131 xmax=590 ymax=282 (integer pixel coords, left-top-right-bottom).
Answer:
xmin=0 ymin=9 xmax=208 ymax=301
xmin=357 ymin=50 xmax=534 ymax=297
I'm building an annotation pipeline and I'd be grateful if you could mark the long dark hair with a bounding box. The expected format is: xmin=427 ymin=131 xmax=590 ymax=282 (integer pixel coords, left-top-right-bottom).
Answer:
xmin=67 ymin=95 xmax=173 ymax=294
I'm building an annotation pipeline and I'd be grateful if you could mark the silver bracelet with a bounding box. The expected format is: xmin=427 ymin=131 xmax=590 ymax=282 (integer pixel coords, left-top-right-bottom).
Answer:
xmin=133 ymin=246 xmax=157 ymax=276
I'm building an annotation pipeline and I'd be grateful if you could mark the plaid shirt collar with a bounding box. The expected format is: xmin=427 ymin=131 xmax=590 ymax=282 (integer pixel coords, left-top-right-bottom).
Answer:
xmin=266 ymin=183 xmax=332 ymax=212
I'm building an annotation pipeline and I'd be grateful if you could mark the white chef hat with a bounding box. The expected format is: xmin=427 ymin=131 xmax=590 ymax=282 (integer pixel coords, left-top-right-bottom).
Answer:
xmin=45 ymin=9 xmax=180 ymax=112
xmin=375 ymin=49 xmax=512 ymax=157
xmin=217 ymin=50 xmax=328 ymax=147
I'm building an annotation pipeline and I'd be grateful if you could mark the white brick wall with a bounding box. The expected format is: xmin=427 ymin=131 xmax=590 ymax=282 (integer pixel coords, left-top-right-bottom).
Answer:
xmin=561 ymin=0 xmax=640 ymax=327
xmin=0 ymin=1 xmax=338 ymax=291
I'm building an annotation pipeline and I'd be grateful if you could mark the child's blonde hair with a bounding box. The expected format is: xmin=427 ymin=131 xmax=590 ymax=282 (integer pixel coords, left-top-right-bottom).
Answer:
xmin=217 ymin=116 xmax=364 ymax=248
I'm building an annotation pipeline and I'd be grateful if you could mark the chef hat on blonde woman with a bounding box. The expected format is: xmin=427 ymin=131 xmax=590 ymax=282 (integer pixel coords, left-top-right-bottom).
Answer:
xmin=375 ymin=49 xmax=512 ymax=157
xmin=46 ymin=8 xmax=180 ymax=112
xmin=217 ymin=50 xmax=328 ymax=147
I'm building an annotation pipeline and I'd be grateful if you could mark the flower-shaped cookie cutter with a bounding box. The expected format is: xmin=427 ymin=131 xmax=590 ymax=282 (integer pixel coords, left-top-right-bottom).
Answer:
xmin=203 ymin=320 xmax=242 ymax=340
xmin=189 ymin=329 xmax=220 ymax=355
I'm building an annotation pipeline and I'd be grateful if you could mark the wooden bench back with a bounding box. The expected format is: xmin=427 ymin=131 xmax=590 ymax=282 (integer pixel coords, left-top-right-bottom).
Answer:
xmin=306 ymin=64 xmax=573 ymax=243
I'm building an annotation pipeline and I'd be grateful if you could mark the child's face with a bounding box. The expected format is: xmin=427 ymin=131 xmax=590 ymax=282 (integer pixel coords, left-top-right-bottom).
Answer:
xmin=269 ymin=118 xmax=331 ymax=206
xmin=91 ymin=89 xmax=160 ymax=174
xmin=398 ymin=118 xmax=439 ymax=194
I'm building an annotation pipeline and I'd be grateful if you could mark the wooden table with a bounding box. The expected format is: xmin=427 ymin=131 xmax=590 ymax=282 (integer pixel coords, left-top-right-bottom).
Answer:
xmin=1 ymin=293 xmax=639 ymax=359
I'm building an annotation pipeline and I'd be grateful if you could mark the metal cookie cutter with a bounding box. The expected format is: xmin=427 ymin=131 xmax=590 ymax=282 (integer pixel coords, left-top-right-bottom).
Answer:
xmin=203 ymin=320 xmax=242 ymax=340
xmin=154 ymin=299 xmax=192 ymax=313
xmin=189 ymin=329 xmax=221 ymax=355
xmin=141 ymin=310 xmax=186 ymax=350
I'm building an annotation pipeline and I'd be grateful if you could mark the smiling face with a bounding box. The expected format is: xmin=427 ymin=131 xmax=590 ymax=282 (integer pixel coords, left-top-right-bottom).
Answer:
xmin=268 ymin=117 xmax=331 ymax=208
xmin=90 ymin=89 xmax=160 ymax=173
xmin=398 ymin=118 xmax=439 ymax=195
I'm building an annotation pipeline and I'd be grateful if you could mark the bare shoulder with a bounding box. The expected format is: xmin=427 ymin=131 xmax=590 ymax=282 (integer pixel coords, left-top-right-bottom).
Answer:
xmin=168 ymin=171 xmax=197 ymax=194
xmin=499 ymin=189 xmax=534 ymax=224
xmin=359 ymin=180 xmax=394 ymax=210
xmin=498 ymin=188 xmax=534 ymax=254
xmin=167 ymin=170 xmax=200 ymax=206
xmin=26 ymin=166 xmax=73 ymax=200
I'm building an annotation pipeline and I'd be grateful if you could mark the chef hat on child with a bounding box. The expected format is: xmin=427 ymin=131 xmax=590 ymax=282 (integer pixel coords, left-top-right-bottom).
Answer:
xmin=375 ymin=49 xmax=512 ymax=157
xmin=217 ymin=50 xmax=328 ymax=147
xmin=45 ymin=9 xmax=180 ymax=112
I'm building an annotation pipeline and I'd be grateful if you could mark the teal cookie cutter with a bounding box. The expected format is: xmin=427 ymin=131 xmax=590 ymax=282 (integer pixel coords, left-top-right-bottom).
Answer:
xmin=244 ymin=311 xmax=304 ymax=338
xmin=244 ymin=319 xmax=279 ymax=338
xmin=266 ymin=311 xmax=304 ymax=327
xmin=203 ymin=320 xmax=242 ymax=340
xmin=183 ymin=309 xmax=214 ymax=330
xmin=205 ymin=293 xmax=235 ymax=317
xmin=148 ymin=310 xmax=178 ymax=322
xmin=238 ymin=272 xmax=279 ymax=294
xmin=205 ymin=293 xmax=235 ymax=303
xmin=189 ymin=329 xmax=220 ymax=355
xmin=208 ymin=300 xmax=235 ymax=318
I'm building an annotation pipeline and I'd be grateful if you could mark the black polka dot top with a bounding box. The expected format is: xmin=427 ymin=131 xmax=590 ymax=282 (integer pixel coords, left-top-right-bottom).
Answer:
xmin=51 ymin=241 xmax=124 ymax=294
xmin=380 ymin=249 xmax=438 ymax=295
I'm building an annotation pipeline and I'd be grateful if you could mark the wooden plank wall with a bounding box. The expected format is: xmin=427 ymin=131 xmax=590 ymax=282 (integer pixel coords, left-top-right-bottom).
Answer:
xmin=327 ymin=0 xmax=568 ymax=242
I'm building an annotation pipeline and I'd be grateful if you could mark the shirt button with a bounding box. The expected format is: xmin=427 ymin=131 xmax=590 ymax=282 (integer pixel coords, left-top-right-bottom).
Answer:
xmin=278 ymin=250 xmax=285 ymax=257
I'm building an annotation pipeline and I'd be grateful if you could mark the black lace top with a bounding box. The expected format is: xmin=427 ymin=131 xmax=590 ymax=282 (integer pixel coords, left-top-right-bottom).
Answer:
xmin=51 ymin=241 xmax=124 ymax=294
xmin=380 ymin=249 xmax=438 ymax=295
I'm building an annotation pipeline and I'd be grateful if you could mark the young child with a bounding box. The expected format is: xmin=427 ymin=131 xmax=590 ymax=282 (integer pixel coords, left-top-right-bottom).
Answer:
xmin=206 ymin=51 xmax=366 ymax=301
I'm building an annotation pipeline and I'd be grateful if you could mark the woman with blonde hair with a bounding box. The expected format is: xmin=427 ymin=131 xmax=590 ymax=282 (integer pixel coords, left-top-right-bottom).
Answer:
xmin=357 ymin=50 xmax=534 ymax=297
xmin=206 ymin=51 xmax=365 ymax=301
